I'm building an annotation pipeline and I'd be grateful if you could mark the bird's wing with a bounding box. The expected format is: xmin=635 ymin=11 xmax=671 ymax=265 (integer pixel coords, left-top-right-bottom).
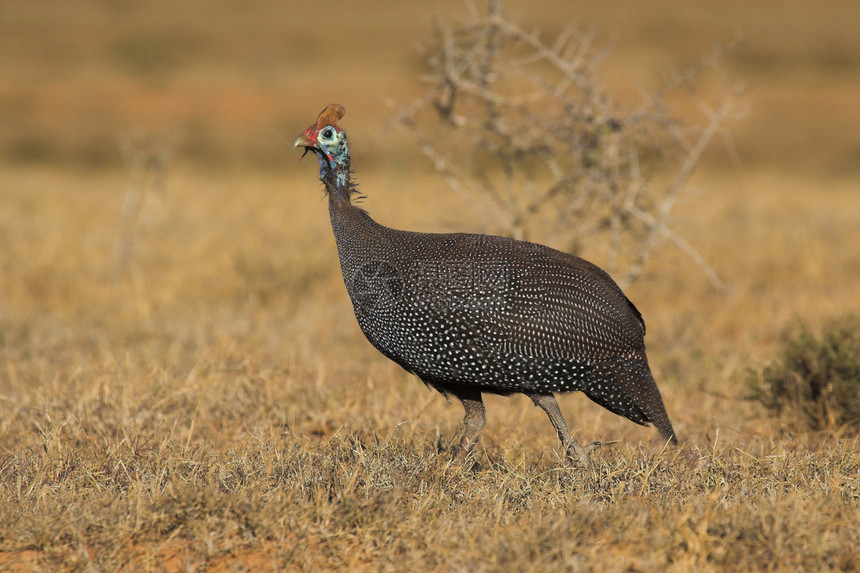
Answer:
xmin=487 ymin=258 xmax=647 ymax=361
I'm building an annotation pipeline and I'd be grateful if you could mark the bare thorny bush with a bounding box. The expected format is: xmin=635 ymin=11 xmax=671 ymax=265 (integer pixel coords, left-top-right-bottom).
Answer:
xmin=389 ymin=1 xmax=744 ymax=288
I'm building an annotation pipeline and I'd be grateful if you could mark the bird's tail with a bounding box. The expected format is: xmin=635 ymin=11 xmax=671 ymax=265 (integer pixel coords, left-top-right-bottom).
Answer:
xmin=584 ymin=355 xmax=678 ymax=444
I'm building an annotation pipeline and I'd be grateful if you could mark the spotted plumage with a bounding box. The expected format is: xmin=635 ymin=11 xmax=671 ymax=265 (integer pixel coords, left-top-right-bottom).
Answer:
xmin=295 ymin=103 xmax=678 ymax=461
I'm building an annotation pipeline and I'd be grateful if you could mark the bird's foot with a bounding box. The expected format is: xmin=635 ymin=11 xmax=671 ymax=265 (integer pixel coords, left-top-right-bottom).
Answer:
xmin=450 ymin=435 xmax=478 ymax=464
xmin=565 ymin=440 xmax=602 ymax=464
xmin=448 ymin=423 xmax=466 ymax=452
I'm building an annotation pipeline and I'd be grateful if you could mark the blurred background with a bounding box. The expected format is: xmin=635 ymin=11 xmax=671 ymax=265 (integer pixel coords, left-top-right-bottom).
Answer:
xmin=2 ymin=0 xmax=858 ymax=174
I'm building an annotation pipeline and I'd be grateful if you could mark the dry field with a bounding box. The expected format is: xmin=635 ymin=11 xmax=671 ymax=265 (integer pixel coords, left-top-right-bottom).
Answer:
xmin=1 ymin=1 xmax=859 ymax=571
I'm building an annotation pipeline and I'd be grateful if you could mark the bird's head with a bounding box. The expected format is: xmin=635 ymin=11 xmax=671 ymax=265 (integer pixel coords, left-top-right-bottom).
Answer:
xmin=294 ymin=103 xmax=348 ymax=173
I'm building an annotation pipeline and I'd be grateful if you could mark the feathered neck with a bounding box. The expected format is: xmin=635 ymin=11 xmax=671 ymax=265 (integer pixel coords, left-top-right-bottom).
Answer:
xmin=317 ymin=141 xmax=358 ymax=206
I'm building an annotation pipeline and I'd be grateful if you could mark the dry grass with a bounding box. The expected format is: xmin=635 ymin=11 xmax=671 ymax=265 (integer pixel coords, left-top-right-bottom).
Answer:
xmin=1 ymin=167 xmax=858 ymax=571
xmin=2 ymin=0 xmax=860 ymax=571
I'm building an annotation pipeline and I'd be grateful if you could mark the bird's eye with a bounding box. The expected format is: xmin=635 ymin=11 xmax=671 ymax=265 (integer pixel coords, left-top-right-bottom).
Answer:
xmin=321 ymin=127 xmax=335 ymax=139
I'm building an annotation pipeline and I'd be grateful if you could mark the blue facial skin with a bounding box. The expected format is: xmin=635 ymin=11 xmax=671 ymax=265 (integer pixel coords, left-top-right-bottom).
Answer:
xmin=317 ymin=142 xmax=331 ymax=177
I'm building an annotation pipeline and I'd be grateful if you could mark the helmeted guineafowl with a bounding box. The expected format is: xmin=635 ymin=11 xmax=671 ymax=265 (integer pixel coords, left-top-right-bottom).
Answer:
xmin=295 ymin=103 xmax=678 ymax=462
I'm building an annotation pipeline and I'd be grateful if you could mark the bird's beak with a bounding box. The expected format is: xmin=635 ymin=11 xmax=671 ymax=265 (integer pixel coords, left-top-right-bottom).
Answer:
xmin=294 ymin=126 xmax=333 ymax=162
xmin=294 ymin=127 xmax=318 ymax=160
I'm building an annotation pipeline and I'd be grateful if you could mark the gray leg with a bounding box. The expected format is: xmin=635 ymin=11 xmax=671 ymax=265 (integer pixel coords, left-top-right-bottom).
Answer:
xmin=527 ymin=392 xmax=601 ymax=463
xmin=450 ymin=388 xmax=485 ymax=463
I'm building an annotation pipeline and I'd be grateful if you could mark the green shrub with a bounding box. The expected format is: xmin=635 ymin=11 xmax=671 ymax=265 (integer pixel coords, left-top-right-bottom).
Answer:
xmin=748 ymin=317 xmax=860 ymax=432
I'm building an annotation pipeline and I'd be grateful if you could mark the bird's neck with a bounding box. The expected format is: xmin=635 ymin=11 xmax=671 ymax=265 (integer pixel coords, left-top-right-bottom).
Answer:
xmin=318 ymin=149 xmax=353 ymax=206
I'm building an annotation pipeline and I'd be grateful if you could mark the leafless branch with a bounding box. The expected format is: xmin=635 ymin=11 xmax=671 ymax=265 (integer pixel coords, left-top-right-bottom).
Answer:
xmin=390 ymin=1 xmax=743 ymax=287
